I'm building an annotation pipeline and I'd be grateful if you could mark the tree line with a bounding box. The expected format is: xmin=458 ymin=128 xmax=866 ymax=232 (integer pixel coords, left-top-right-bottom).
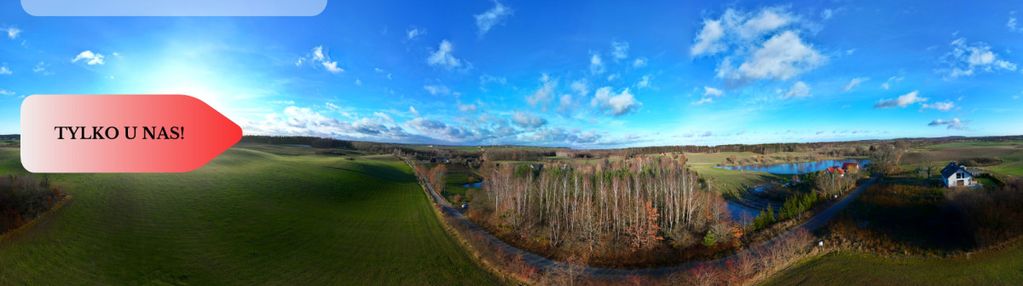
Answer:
xmin=468 ymin=154 xmax=736 ymax=265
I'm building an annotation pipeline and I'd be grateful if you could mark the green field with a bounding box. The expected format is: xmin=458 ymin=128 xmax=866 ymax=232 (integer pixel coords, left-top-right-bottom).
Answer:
xmin=0 ymin=146 xmax=496 ymax=285
xmin=685 ymin=152 xmax=786 ymax=193
xmin=763 ymin=242 xmax=1023 ymax=285
xmin=904 ymin=141 xmax=1023 ymax=177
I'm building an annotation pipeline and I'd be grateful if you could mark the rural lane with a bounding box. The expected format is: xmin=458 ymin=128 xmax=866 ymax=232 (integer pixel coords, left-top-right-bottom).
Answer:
xmin=407 ymin=158 xmax=878 ymax=280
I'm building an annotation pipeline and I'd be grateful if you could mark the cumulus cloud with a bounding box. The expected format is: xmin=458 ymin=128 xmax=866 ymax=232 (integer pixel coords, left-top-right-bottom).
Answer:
xmin=423 ymin=84 xmax=451 ymax=95
xmin=71 ymin=50 xmax=105 ymax=65
xmin=843 ymin=77 xmax=868 ymax=92
xmin=782 ymin=81 xmax=811 ymax=99
xmin=591 ymin=87 xmax=640 ymax=116
xmin=611 ymin=41 xmax=629 ymax=61
xmin=723 ymin=31 xmax=825 ymax=82
xmin=4 ymin=26 xmax=20 ymax=39
xmin=427 ymin=40 xmax=462 ymax=69
xmin=512 ymin=111 xmax=547 ymax=128
xmin=296 ymin=46 xmax=343 ymax=74
xmin=635 ymin=75 xmax=652 ymax=89
xmin=457 ymin=103 xmax=478 ymax=112
xmin=881 ymin=75 xmax=903 ymax=90
xmin=527 ymin=74 xmax=556 ymax=106
xmin=407 ymin=117 xmax=478 ymax=142
xmin=704 ymin=86 xmax=724 ymax=97
xmin=245 ymin=106 xmax=409 ymax=140
xmin=0 ymin=65 xmax=10 ymax=75
xmin=526 ymin=128 xmax=601 ymax=145
xmin=1009 ymin=12 xmax=1021 ymax=32
xmin=692 ymin=7 xmax=825 ymax=84
xmin=570 ymin=80 xmax=589 ymax=96
xmin=406 ymin=26 xmax=424 ymax=40
xmin=589 ymin=52 xmax=604 ymax=74
xmin=474 ymin=0 xmax=512 ymax=36
xmin=632 ymin=57 xmax=648 ymax=68
xmin=928 ymin=118 xmax=965 ymax=130
xmin=922 ymin=101 xmax=955 ymax=111
xmin=940 ymin=38 xmax=1016 ymax=78
xmin=875 ymin=90 xmax=927 ymax=108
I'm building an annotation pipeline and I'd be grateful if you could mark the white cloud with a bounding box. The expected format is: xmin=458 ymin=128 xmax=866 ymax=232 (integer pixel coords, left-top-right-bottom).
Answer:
xmin=941 ymin=38 xmax=1016 ymax=78
xmin=632 ymin=57 xmax=648 ymax=68
xmin=589 ymin=52 xmax=604 ymax=74
xmin=591 ymin=87 xmax=640 ymax=116
xmin=881 ymin=76 xmax=903 ymax=90
xmin=725 ymin=31 xmax=825 ymax=81
xmin=821 ymin=9 xmax=833 ymax=20
xmin=782 ymin=81 xmax=811 ymax=99
xmin=423 ymin=84 xmax=451 ymax=95
xmin=636 ymin=74 xmax=652 ymax=89
xmin=704 ymin=86 xmax=724 ymax=97
xmin=928 ymin=118 xmax=965 ymax=130
xmin=1009 ymin=12 xmax=1021 ymax=32
xmin=457 ymin=103 xmax=478 ymax=112
xmin=0 ymin=65 xmax=10 ymax=75
xmin=570 ymin=80 xmax=589 ymax=96
xmin=322 ymin=61 xmax=343 ymax=74
xmin=406 ymin=26 xmax=424 ymax=40
xmin=611 ymin=41 xmax=629 ymax=60
xmin=527 ymin=74 xmax=556 ymax=106
xmin=691 ymin=8 xmax=825 ymax=84
xmin=0 ymin=89 xmax=14 ymax=96
xmin=692 ymin=97 xmax=714 ymax=105
xmin=875 ymin=90 xmax=927 ymax=108
xmin=690 ymin=19 xmax=727 ymax=56
xmin=245 ymin=106 xmax=409 ymax=140
xmin=427 ymin=40 xmax=462 ymax=69
xmin=922 ymin=101 xmax=955 ymax=111
xmin=512 ymin=111 xmax=547 ymax=128
xmin=558 ymin=94 xmax=574 ymax=112
xmin=71 ymin=50 xmax=105 ymax=65
xmin=4 ymin=27 xmax=20 ymax=39
xmin=843 ymin=77 xmax=869 ymax=92
xmin=408 ymin=106 xmax=419 ymax=116
xmin=474 ymin=0 xmax=512 ymax=36
xmin=297 ymin=46 xmax=343 ymax=74
xmin=32 ymin=62 xmax=48 ymax=74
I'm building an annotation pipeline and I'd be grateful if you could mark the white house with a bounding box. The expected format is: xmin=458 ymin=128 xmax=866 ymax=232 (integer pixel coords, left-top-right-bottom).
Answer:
xmin=940 ymin=162 xmax=975 ymax=188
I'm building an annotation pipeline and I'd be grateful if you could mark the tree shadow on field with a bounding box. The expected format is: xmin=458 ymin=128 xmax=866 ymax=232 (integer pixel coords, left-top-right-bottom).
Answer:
xmin=325 ymin=162 xmax=415 ymax=183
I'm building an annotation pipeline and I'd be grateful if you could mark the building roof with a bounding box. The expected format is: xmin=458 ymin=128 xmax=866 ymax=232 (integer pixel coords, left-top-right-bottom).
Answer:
xmin=941 ymin=162 xmax=972 ymax=178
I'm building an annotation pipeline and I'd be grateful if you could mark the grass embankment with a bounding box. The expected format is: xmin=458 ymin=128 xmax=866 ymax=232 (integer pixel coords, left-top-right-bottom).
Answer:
xmin=0 ymin=146 xmax=496 ymax=285
xmin=763 ymin=241 xmax=1023 ymax=285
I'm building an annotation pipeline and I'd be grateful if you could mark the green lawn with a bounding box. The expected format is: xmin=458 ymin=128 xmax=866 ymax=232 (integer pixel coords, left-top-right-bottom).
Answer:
xmin=763 ymin=242 xmax=1023 ymax=285
xmin=685 ymin=152 xmax=786 ymax=193
xmin=0 ymin=146 xmax=496 ymax=285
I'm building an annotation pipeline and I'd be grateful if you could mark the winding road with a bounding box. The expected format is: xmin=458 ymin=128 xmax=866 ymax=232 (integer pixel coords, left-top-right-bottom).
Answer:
xmin=408 ymin=158 xmax=878 ymax=280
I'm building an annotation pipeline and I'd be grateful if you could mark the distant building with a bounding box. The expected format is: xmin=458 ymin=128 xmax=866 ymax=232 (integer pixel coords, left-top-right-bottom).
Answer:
xmin=842 ymin=162 xmax=860 ymax=173
xmin=940 ymin=162 xmax=975 ymax=188
xmin=825 ymin=166 xmax=846 ymax=177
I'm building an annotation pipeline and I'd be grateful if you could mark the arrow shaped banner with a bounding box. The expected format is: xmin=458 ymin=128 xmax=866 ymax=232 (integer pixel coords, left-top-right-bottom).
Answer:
xmin=21 ymin=94 xmax=242 ymax=173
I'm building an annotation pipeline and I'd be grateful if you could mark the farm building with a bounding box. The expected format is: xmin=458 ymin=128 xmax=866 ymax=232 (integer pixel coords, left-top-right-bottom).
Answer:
xmin=842 ymin=162 xmax=860 ymax=173
xmin=940 ymin=162 xmax=975 ymax=188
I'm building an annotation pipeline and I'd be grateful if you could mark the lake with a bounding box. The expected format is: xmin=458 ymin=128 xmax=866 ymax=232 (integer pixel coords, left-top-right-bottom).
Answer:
xmin=716 ymin=159 xmax=870 ymax=175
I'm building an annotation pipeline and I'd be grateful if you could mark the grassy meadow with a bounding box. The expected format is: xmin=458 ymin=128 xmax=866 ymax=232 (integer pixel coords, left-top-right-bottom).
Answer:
xmin=0 ymin=145 xmax=496 ymax=285
xmin=763 ymin=242 xmax=1023 ymax=285
xmin=684 ymin=152 xmax=787 ymax=193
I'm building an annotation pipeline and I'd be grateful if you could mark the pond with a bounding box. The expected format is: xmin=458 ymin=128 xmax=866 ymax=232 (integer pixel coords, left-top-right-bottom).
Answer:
xmin=727 ymin=202 xmax=761 ymax=224
xmin=716 ymin=159 xmax=870 ymax=175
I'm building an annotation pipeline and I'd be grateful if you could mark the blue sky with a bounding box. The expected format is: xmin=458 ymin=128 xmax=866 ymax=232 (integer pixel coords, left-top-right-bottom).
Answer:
xmin=1 ymin=0 xmax=1022 ymax=147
